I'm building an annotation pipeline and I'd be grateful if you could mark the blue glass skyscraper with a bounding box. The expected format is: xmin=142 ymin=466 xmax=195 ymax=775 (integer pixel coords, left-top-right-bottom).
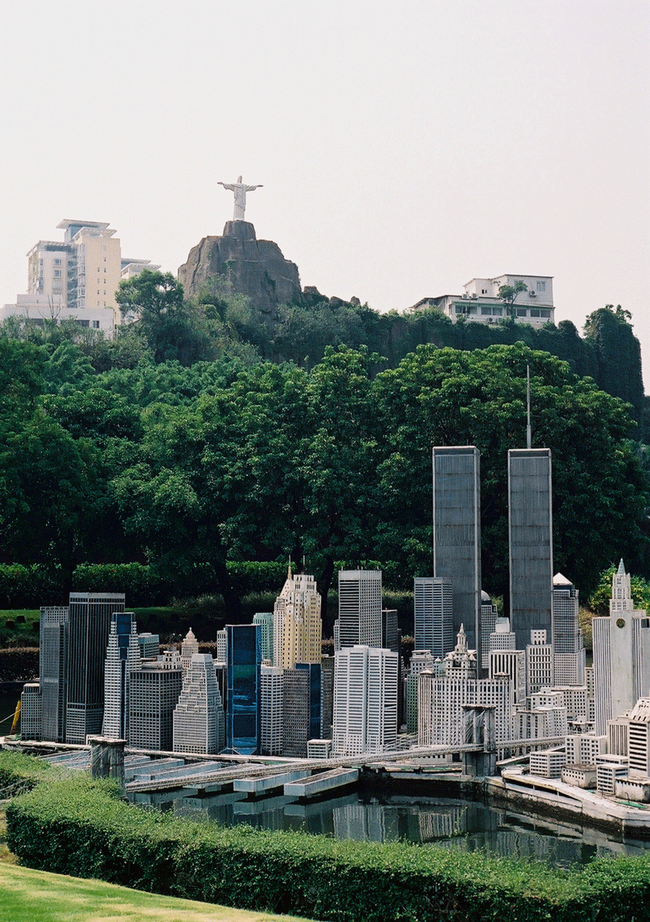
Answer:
xmin=226 ymin=624 xmax=261 ymax=754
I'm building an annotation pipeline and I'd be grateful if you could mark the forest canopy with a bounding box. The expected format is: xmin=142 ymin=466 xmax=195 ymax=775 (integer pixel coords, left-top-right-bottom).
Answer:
xmin=0 ymin=307 xmax=647 ymax=611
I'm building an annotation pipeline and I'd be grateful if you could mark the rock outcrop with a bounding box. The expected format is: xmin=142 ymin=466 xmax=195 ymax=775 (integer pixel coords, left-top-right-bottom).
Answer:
xmin=178 ymin=221 xmax=302 ymax=317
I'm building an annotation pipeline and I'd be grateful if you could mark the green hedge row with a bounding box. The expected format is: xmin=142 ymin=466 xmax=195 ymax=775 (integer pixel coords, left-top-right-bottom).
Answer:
xmin=6 ymin=766 xmax=650 ymax=921
xmin=0 ymin=749 xmax=53 ymax=794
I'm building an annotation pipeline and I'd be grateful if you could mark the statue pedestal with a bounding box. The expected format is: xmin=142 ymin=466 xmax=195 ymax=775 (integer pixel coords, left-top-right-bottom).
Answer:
xmin=223 ymin=220 xmax=257 ymax=241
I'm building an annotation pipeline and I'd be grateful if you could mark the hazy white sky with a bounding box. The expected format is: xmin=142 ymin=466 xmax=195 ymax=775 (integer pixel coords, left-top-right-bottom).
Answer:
xmin=1 ymin=1 xmax=648 ymax=379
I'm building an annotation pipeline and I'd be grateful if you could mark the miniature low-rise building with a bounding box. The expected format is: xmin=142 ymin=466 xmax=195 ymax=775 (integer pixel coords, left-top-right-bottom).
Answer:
xmin=308 ymin=738 xmax=332 ymax=758
xmin=529 ymin=749 xmax=566 ymax=778
xmin=596 ymin=758 xmax=629 ymax=796
xmin=615 ymin=777 xmax=650 ymax=802
xmin=561 ymin=763 xmax=597 ymax=788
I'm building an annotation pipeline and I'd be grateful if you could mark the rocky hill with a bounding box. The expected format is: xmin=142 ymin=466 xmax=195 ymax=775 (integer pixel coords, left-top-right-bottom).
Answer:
xmin=178 ymin=221 xmax=302 ymax=317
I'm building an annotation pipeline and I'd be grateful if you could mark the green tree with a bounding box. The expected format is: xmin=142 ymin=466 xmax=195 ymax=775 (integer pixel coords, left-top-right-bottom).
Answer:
xmin=584 ymin=305 xmax=644 ymax=428
xmin=373 ymin=342 xmax=648 ymax=599
xmin=498 ymin=280 xmax=528 ymax=320
xmin=116 ymin=270 xmax=215 ymax=365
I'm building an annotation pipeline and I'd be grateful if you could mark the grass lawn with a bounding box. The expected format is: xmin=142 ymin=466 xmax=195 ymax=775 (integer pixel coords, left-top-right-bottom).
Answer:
xmin=0 ymin=806 xmax=315 ymax=922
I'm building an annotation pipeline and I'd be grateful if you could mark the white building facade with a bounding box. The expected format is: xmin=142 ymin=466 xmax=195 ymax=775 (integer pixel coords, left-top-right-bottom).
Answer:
xmin=411 ymin=274 xmax=554 ymax=328
xmin=332 ymin=644 xmax=398 ymax=756
xmin=593 ymin=561 xmax=650 ymax=735
xmin=335 ymin=570 xmax=382 ymax=652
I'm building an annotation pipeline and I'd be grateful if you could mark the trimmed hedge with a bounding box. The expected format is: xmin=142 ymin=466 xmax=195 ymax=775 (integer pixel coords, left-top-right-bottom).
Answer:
xmin=0 ymin=749 xmax=53 ymax=794
xmin=5 ymin=766 xmax=650 ymax=921
xmin=0 ymin=565 xmax=65 ymax=609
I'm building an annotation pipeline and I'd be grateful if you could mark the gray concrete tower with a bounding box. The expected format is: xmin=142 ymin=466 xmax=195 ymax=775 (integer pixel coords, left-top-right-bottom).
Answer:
xmin=432 ymin=446 xmax=481 ymax=665
xmin=508 ymin=448 xmax=553 ymax=650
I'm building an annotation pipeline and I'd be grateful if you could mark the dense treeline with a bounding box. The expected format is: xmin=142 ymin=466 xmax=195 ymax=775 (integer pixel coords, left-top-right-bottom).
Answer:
xmin=1 ymin=293 xmax=647 ymax=616
xmin=114 ymin=272 xmax=646 ymax=425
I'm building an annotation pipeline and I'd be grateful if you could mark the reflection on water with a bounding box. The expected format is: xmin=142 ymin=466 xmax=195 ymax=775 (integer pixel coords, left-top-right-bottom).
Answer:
xmin=130 ymin=786 xmax=650 ymax=868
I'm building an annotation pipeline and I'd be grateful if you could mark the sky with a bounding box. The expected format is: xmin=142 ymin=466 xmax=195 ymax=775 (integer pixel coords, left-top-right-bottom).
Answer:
xmin=1 ymin=1 xmax=649 ymax=379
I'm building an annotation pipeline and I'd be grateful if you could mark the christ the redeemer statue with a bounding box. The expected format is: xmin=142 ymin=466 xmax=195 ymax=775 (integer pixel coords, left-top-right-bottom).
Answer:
xmin=218 ymin=175 xmax=263 ymax=221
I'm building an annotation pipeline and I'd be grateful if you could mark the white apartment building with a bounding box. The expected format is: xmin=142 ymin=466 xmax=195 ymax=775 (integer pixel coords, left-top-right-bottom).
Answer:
xmin=607 ymin=713 xmax=630 ymax=757
xmin=489 ymin=648 xmax=526 ymax=706
xmin=102 ymin=612 xmax=140 ymax=740
xmin=2 ymin=218 xmax=157 ymax=335
xmin=128 ymin=650 xmax=183 ymax=751
xmin=628 ymin=697 xmax=650 ymax=779
xmin=526 ymin=630 xmax=554 ymax=696
xmin=332 ymin=644 xmax=398 ymax=756
xmin=550 ymin=685 xmax=588 ymax=722
xmin=411 ymin=274 xmax=554 ymax=328
xmin=529 ymin=750 xmax=566 ymax=778
xmin=418 ymin=671 xmax=513 ymax=748
xmin=565 ymin=732 xmax=608 ymax=764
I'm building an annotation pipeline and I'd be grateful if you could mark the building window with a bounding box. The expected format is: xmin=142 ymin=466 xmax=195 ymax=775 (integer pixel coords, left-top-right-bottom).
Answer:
xmin=530 ymin=309 xmax=540 ymax=318
xmin=540 ymin=309 xmax=551 ymax=319
xmin=493 ymin=307 xmax=503 ymax=316
xmin=54 ymin=258 xmax=62 ymax=266
xmin=536 ymin=281 xmax=546 ymax=293
xmin=53 ymin=270 xmax=61 ymax=277
xmin=516 ymin=308 xmax=527 ymax=317
xmin=481 ymin=306 xmax=491 ymax=315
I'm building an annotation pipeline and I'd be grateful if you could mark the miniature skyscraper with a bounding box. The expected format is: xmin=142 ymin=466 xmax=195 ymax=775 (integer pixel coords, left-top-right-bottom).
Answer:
xmin=593 ymin=560 xmax=650 ymax=735
xmin=332 ymin=644 xmax=398 ymax=755
xmin=414 ymin=577 xmax=453 ymax=657
xmin=173 ymin=653 xmax=225 ymax=754
xmin=226 ymin=623 xmax=261 ymax=754
xmin=335 ymin=570 xmax=382 ymax=651
xmin=128 ymin=650 xmax=183 ymax=751
xmin=39 ymin=605 xmax=69 ymax=742
xmin=102 ymin=611 xmax=140 ymax=739
xmin=432 ymin=447 xmax=481 ymax=666
xmin=552 ymin=573 xmax=585 ymax=685
xmin=65 ymin=592 xmax=125 ymax=744
xmin=273 ymin=565 xmax=322 ymax=669
xmin=507 ymin=448 xmax=553 ymax=650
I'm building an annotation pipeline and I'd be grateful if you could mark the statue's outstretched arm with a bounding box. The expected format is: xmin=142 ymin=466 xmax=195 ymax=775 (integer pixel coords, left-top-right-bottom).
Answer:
xmin=218 ymin=182 xmax=235 ymax=191
xmin=243 ymin=184 xmax=263 ymax=191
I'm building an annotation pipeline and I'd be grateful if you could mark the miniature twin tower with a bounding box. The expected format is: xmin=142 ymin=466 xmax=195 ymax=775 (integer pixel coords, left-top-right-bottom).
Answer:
xmin=427 ymin=445 xmax=554 ymax=668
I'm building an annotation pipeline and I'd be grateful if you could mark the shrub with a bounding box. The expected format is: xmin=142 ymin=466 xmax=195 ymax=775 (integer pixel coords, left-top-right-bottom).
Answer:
xmin=6 ymin=768 xmax=650 ymax=921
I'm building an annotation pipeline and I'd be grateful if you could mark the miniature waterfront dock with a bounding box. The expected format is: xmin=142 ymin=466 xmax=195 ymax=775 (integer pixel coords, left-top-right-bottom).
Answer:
xmin=284 ymin=768 xmax=359 ymax=799
xmin=234 ymin=769 xmax=310 ymax=796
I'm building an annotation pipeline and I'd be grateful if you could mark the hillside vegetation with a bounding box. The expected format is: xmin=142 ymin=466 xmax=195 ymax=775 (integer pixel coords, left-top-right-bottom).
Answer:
xmin=1 ymin=283 xmax=648 ymax=617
